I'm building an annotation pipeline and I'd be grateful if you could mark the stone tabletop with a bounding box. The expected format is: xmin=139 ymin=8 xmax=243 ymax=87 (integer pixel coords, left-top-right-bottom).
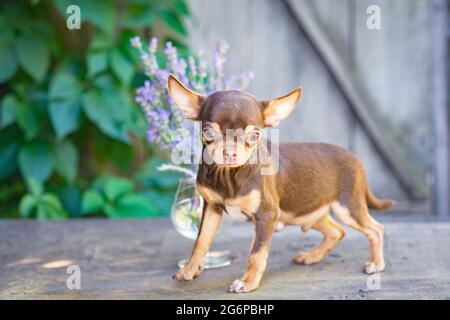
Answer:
xmin=0 ymin=218 xmax=449 ymax=299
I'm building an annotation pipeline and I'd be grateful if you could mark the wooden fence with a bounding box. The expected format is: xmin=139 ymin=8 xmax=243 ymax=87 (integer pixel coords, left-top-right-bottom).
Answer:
xmin=187 ymin=0 xmax=449 ymax=216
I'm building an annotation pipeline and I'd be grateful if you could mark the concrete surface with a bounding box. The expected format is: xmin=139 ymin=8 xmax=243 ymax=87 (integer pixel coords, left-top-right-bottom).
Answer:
xmin=0 ymin=218 xmax=449 ymax=300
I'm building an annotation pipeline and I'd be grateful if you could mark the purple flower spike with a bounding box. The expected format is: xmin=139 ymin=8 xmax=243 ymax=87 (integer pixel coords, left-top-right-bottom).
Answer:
xmin=216 ymin=39 xmax=230 ymax=55
xmin=149 ymin=37 xmax=158 ymax=53
xmin=188 ymin=56 xmax=197 ymax=78
xmin=130 ymin=36 xmax=142 ymax=49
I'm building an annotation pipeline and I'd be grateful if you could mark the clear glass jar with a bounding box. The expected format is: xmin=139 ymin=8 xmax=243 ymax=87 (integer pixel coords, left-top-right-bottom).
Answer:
xmin=171 ymin=177 xmax=232 ymax=269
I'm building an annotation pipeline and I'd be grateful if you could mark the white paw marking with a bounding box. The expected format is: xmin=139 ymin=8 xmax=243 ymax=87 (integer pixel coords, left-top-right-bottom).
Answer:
xmin=364 ymin=262 xmax=384 ymax=274
xmin=274 ymin=221 xmax=285 ymax=232
xmin=228 ymin=279 xmax=245 ymax=293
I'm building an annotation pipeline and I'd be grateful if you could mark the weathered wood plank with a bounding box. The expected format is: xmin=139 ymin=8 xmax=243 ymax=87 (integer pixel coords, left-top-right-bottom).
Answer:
xmin=283 ymin=0 xmax=428 ymax=200
xmin=186 ymin=0 xmax=447 ymax=208
xmin=430 ymin=0 xmax=449 ymax=217
xmin=1 ymin=219 xmax=450 ymax=299
xmin=187 ymin=0 xmax=356 ymax=150
xmin=296 ymin=0 xmax=408 ymax=203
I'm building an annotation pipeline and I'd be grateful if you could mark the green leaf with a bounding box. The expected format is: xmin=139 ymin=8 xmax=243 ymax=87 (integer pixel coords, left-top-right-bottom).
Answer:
xmin=110 ymin=49 xmax=134 ymax=85
xmin=36 ymin=205 xmax=51 ymax=220
xmin=82 ymin=89 xmax=129 ymax=142
xmin=101 ymin=86 xmax=133 ymax=125
xmin=92 ymin=73 xmax=115 ymax=90
xmin=16 ymin=102 xmax=41 ymax=140
xmin=36 ymin=200 xmax=68 ymax=220
xmin=104 ymin=177 xmax=133 ymax=201
xmin=1 ymin=94 xmax=20 ymax=128
xmin=123 ymin=4 xmax=156 ymax=27
xmin=0 ymin=16 xmax=14 ymax=46
xmin=19 ymin=194 xmax=37 ymax=218
xmin=135 ymin=158 xmax=182 ymax=190
xmin=0 ymin=140 xmax=19 ymax=180
xmin=26 ymin=177 xmax=44 ymax=196
xmin=106 ymin=193 xmax=158 ymax=218
xmin=49 ymin=71 xmax=82 ymax=100
xmin=83 ymin=2 xmax=115 ymax=34
xmin=90 ymin=31 xmax=113 ymax=51
xmin=91 ymin=134 xmax=134 ymax=171
xmin=41 ymin=193 xmax=65 ymax=211
xmin=49 ymin=99 xmax=81 ymax=139
xmin=171 ymin=0 xmax=190 ymax=16
xmin=81 ymin=189 xmax=105 ymax=213
xmin=16 ymin=34 xmax=50 ymax=83
xmin=49 ymin=72 xmax=82 ymax=138
xmin=56 ymin=184 xmax=82 ymax=217
xmin=142 ymin=190 xmax=174 ymax=216
xmin=87 ymin=51 xmax=108 ymax=77
xmin=0 ymin=127 xmax=20 ymax=180
xmin=0 ymin=45 xmax=18 ymax=84
xmin=19 ymin=182 xmax=66 ymax=219
xmin=159 ymin=8 xmax=187 ymax=36
xmin=54 ymin=140 xmax=78 ymax=183
xmin=85 ymin=77 xmax=135 ymax=142
xmin=18 ymin=141 xmax=55 ymax=183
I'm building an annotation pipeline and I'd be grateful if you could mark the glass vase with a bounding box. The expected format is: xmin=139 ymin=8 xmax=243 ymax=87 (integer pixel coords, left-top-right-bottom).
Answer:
xmin=171 ymin=177 xmax=232 ymax=269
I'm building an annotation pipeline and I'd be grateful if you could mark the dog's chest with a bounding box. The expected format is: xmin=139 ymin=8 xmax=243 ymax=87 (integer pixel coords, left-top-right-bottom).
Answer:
xmin=197 ymin=184 xmax=261 ymax=220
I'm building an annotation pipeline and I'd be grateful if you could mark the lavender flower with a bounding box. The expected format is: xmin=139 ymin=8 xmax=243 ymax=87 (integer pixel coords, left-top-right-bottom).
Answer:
xmin=130 ymin=36 xmax=142 ymax=49
xmin=188 ymin=56 xmax=197 ymax=78
xmin=149 ymin=37 xmax=158 ymax=54
xmin=164 ymin=42 xmax=178 ymax=69
xmin=131 ymin=36 xmax=254 ymax=152
xmin=211 ymin=40 xmax=230 ymax=91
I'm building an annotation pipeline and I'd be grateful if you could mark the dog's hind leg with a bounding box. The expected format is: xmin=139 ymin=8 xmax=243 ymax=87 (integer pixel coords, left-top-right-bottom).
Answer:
xmin=331 ymin=200 xmax=385 ymax=274
xmin=292 ymin=214 xmax=346 ymax=265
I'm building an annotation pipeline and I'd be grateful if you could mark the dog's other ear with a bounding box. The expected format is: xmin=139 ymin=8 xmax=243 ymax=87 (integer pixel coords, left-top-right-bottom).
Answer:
xmin=261 ymin=87 xmax=302 ymax=127
xmin=167 ymin=74 xmax=204 ymax=120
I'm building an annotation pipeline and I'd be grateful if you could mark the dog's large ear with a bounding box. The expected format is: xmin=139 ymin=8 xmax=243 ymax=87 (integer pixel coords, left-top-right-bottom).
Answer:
xmin=261 ymin=87 xmax=302 ymax=127
xmin=167 ymin=74 xmax=204 ymax=120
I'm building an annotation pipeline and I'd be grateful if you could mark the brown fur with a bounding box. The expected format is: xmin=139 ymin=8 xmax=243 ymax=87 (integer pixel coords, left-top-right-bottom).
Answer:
xmin=168 ymin=74 xmax=395 ymax=293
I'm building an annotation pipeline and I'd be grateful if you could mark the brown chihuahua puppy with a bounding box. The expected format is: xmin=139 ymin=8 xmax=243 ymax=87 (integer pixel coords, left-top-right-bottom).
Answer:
xmin=168 ymin=74 xmax=395 ymax=293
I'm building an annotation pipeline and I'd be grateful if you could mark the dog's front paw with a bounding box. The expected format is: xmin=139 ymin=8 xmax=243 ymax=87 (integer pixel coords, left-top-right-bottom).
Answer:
xmin=227 ymin=279 xmax=258 ymax=293
xmin=173 ymin=264 xmax=203 ymax=281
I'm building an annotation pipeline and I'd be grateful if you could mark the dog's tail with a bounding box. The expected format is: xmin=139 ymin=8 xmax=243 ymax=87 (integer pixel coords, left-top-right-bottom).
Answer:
xmin=366 ymin=184 xmax=396 ymax=211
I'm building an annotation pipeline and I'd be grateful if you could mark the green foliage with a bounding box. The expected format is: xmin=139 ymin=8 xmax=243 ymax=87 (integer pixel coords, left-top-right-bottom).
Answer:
xmin=18 ymin=141 xmax=55 ymax=183
xmin=1 ymin=94 xmax=19 ymax=128
xmin=54 ymin=140 xmax=78 ymax=183
xmin=0 ymin=45 xmax=18 ymax=84
xmin=0 ymin=0 xmax=190 ymax=219
xmin=19 ymin=178 xmax=68 ymax=219
xmin=134 ymin=158 xmax=183 ymax=214
xmin=16 ymin=33 xmax=50 ymax=83
xmin=48 ymin=71 xmax=83 ymax=139
xmin=80 ymin=175 xmax=163 ymax=218
xmin=0 ymin=127 xmax=20 ymax=180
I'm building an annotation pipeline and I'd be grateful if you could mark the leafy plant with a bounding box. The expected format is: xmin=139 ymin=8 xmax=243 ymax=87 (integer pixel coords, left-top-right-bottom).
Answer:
xmin=19 ymin=178 xmax=68 ymax=219
xmin=0 ymin=0 xmax=190 ymax=219
xmin=81 ymin=175 xmax=159 ymax=218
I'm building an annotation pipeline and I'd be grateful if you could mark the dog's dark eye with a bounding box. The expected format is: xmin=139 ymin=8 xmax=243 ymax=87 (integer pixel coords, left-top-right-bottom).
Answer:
xmin=246 ymin=130 xmax=261 ymax=144
xmin=202 ymin=128 xmax=217 ymax=142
